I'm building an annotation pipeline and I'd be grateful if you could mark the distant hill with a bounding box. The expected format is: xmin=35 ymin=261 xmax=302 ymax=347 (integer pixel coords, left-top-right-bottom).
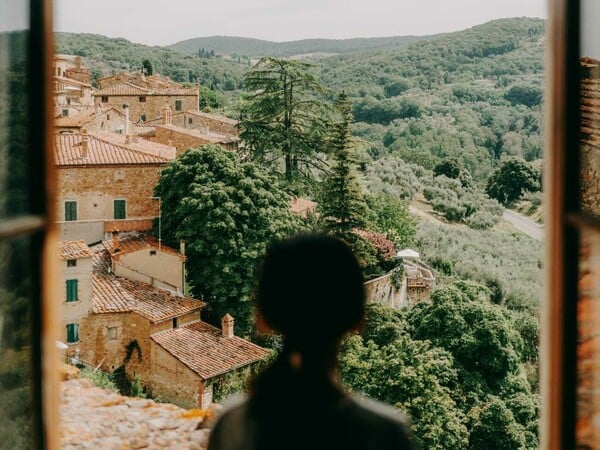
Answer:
xmin=55 ymin=32 xmax=248 ymax=90
xmin=167 ymin=34 xmax=443 ymax=58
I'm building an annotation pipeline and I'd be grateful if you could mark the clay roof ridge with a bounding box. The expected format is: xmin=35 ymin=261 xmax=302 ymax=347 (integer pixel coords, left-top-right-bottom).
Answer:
xmin=86 ymin=131 xmax=171 ymax=162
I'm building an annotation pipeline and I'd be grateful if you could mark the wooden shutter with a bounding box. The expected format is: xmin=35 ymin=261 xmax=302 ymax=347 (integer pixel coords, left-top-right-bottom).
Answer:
xmin=113 ymin=200 xmax=126 ymax=219
xmin=64 ymin=201 xmax=76 ymax=221
xmin=66 ymin=279 xmax=78 ymax=302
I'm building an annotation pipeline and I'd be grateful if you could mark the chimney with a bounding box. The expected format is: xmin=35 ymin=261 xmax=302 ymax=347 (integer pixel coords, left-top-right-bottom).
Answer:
xmin=179 ymin=239 xmax=186 ymax=256
xmin=122 ymin=104 xmax=130 ymax=144
xmin=221 ymin=314 xmax=234 ymax=338
xmin=81 ymin=129 xmax=89 ymax=157
xmin=75 ymin=56 xmax=82 ymax=69
xmin=112 ymin=231 xmax=119 ymax=249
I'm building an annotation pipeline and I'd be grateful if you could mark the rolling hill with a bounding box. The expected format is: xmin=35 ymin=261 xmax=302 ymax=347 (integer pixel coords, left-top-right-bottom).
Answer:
xmin=167 ymin=34 xmax=443 ymax=58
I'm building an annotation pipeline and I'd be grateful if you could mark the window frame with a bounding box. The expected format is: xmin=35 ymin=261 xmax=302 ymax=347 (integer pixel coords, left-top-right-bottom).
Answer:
xmin=175 ymin=99 xmax=182 ymax=111
xmin=101 ymin=95 xmax=108 ymax=103
xmin=64 ymin=200 xmax=77 ymax=221
xmin=113 ymin=199 xmax=127 ymax=220
xmin=66 ymin=259 xmax=76 ymax=267
xmin=66 ymin=323 xmax=79 ymax=344
xmin=65 ymin=279 xmax=78 ymax=302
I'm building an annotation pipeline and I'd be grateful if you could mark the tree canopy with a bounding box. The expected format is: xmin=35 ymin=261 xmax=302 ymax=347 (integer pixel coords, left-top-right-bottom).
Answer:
xmin=485 ymin=157 xmax=541 ymax=205
xmin=155 ymin=144 xmax=300 ymax=334
xmin=239 ymin=57 xmax=332 ymax=186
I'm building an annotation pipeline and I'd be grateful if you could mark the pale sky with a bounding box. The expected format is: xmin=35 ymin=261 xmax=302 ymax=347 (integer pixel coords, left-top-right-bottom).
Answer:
xmin=54 ymin=0 xmax=547 ymax=46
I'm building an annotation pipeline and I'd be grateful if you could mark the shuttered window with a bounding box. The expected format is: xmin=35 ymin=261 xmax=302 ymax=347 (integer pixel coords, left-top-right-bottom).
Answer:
xmin=64 ymin=201 xmax=77 ymax=221
xmin=66 ymin=324 xmax=79 ymax=343
xmin=66 ymin=279 xmax=78 ymax=302
xmin=114 ymin=199 xmax=126 ymax=219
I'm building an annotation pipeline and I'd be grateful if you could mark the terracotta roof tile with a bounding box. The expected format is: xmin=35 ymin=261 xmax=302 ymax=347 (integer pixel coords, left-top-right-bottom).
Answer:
xmin=156 ymin=124 xmax=239 ymax=144
xmin=54 ymin=75 xmax=93 ymax=88
xmin=186 ymin=110 xmax=238 ymax=126
xmin=151 ymin=321 xmax=270 ymax=380
xmin=57 ymin=240 xmax=94 ymax=260
xmin=94 ymin=81 xmax=197 ymax=97
xmin=54 ymin=132 xmax=170 ymax=166
xmin=95 ymin=82 xmax=149 ymax=96
xmin=103 ymin=233 xmax=184 ymax=260
xmin=92 ymin=249 xmax=204 ymax=321
xmin=54 ymin=106 xmax=122 ymax=128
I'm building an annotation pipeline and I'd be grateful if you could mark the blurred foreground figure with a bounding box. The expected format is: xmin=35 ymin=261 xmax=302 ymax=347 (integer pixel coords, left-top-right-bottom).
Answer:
xmin=208 ymin=234 xmax=415 ymax=450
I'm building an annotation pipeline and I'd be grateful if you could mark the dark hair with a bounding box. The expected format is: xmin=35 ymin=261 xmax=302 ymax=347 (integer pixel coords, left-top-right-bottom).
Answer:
xmin=255 ymin=234 xmax=366 ymax=350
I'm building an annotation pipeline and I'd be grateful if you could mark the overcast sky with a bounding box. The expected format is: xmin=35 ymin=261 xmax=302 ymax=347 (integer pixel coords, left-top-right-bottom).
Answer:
xmin=54 ymin=0 xmax=547 ymax=46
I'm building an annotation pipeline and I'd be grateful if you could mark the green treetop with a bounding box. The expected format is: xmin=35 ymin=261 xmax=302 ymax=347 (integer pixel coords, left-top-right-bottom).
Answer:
xmin=318 ymin=92 xmax=368 ymax=240
xmin=154 ymin=144 xmax=300 ymax=335
xmin=239 ymin=57 xmax=332 ymax=186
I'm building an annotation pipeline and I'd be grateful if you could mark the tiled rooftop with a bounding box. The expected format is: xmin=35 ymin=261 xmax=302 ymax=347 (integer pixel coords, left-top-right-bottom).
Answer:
xmin=92 ymin=249 xmax=204 ymax=322
xmin=151 ymin=320 xmax=270 ymax=380
xmin=94 ymin=81 xmax=197 ymax=97
xmin=103 ymin=233 xmax=184 ymax=260
xmin=57 ymin=240 xmax=94 ymax=260
xmin=54 ymin=132 xmax=170 ymax=166
xmin=54 ymin=75 xmax=93 ymax=89
xmin=94 ymin=82 xmax=149 ymax=96
xmin=54 ymin=106 xmax=120 ymax=128
xmin=186 ymin=110 xmax=238 ymax=126
xmin=156 ymin=124 xmax=239 ymax=144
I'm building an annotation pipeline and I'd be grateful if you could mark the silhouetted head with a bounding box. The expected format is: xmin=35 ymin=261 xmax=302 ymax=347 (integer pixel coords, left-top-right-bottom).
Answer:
xmin=256 ymin=234 xmax=366 ymax=352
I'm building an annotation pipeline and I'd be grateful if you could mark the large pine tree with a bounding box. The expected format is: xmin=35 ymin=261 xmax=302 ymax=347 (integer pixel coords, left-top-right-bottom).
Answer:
xmin=319 ymin=92 xmax=368 ymax=239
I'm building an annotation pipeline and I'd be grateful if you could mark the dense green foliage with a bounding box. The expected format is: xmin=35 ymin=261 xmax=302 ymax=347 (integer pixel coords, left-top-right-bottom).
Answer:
xmin=318 ymin=92 xmax=368 ymax=237
xmin=340 ymin=280 xmax=539 ymax=449
xmin=486 ymin=157 xmax=541 ymax=205
xmin=79 ymin=367 xmax=120 ymax=393
xmin=55 ymin=32 xmax=246 ymax=91
xmin=239 ymin=57 xmax=332 ymax=185
xmin=155 ymin=145 xmax=300 ymax=334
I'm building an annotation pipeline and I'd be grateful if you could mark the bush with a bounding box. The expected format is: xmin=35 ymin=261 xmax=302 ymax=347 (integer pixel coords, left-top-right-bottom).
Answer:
xmin=80 ymin=367 xmax=119 ymax=393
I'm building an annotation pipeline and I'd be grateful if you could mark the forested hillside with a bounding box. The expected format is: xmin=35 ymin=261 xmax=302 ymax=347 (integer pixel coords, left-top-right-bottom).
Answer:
xmin=318 ymin=18 xmax=544 ymax=182
xmin=55 ymin=33 xmax=247 ymax=90
xmin=167 ymin=34 xmax=440 ymax=58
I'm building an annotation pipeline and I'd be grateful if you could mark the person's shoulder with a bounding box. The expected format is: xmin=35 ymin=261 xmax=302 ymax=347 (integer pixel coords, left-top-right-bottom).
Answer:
xmin=346 ymin=394 xmax=415 ymax=449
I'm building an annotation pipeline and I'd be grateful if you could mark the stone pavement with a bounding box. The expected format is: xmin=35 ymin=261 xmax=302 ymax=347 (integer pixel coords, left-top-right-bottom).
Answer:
xmin=60 ymin=379 xmax=215 ymax=449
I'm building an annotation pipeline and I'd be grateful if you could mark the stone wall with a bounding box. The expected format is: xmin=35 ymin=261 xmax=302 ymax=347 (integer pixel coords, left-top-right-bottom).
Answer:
xmin=57 ymin=165 xmax=162 ymax=242
xmin=60 ymin=378 xmax=212 ymax=449
xmin=153 ymin=126 xmax=236 ymax=155
xmin=364 ymin=270 xmax=407 ymax=309
xmin=150 ymin=340 xmax=210 ymax=408
xmin=115 ymin=250 xmax=184 ymax=292
xmin=95 ymin=94 xmax=198 ymax=124
xmin=179 ymin=112 xmax=237 ymax=135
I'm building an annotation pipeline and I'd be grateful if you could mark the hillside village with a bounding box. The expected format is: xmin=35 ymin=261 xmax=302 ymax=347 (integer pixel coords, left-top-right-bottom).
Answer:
xmin=53 ymin=53 xmax=436 ymax=411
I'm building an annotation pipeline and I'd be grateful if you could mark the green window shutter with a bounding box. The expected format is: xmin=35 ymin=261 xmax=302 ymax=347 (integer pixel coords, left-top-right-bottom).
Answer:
xmin=66 ymin=324 xmax=79 ymax=343
xmin=65 ymin=201 xmax=77 ymax=221
xmin=66 ymin=279 xmax=78 ymax=302
xmin=114 ymin=200 xmax=126 ymax=219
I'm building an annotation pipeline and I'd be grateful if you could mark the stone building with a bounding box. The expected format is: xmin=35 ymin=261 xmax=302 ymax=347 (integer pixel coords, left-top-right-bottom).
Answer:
xmin=93 ymin=72 xmax=198 ymax=124
xmin=55 ymin=105 xmax=134 ymax=135
xmin=54 ymin=76 xmax=95 ymax=108
xmin=60 ymin=235 xmax=268 ymax=409
xmin=54 ymin=54 xmax=92 ymax=84
xmin=151 ymin=316 xmax=268 ymax=409
xmin=54 ymin=130 xmax=175 ymax=243
xmin=103 ymin=232 xmax=186 ymax=293
xmin=57 ymin=241 xmax=94 ymax=348
xmin=145 ymin=109 xmax=239 ymax=136
xmin=144 ymin=105 xmax=239 ymax=155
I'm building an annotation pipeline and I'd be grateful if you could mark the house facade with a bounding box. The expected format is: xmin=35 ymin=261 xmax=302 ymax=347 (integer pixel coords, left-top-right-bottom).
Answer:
xmin=54 ymin=130 xmax=174 ymax=243
xmin=93 ymin=72 xmax=198 ymax=124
